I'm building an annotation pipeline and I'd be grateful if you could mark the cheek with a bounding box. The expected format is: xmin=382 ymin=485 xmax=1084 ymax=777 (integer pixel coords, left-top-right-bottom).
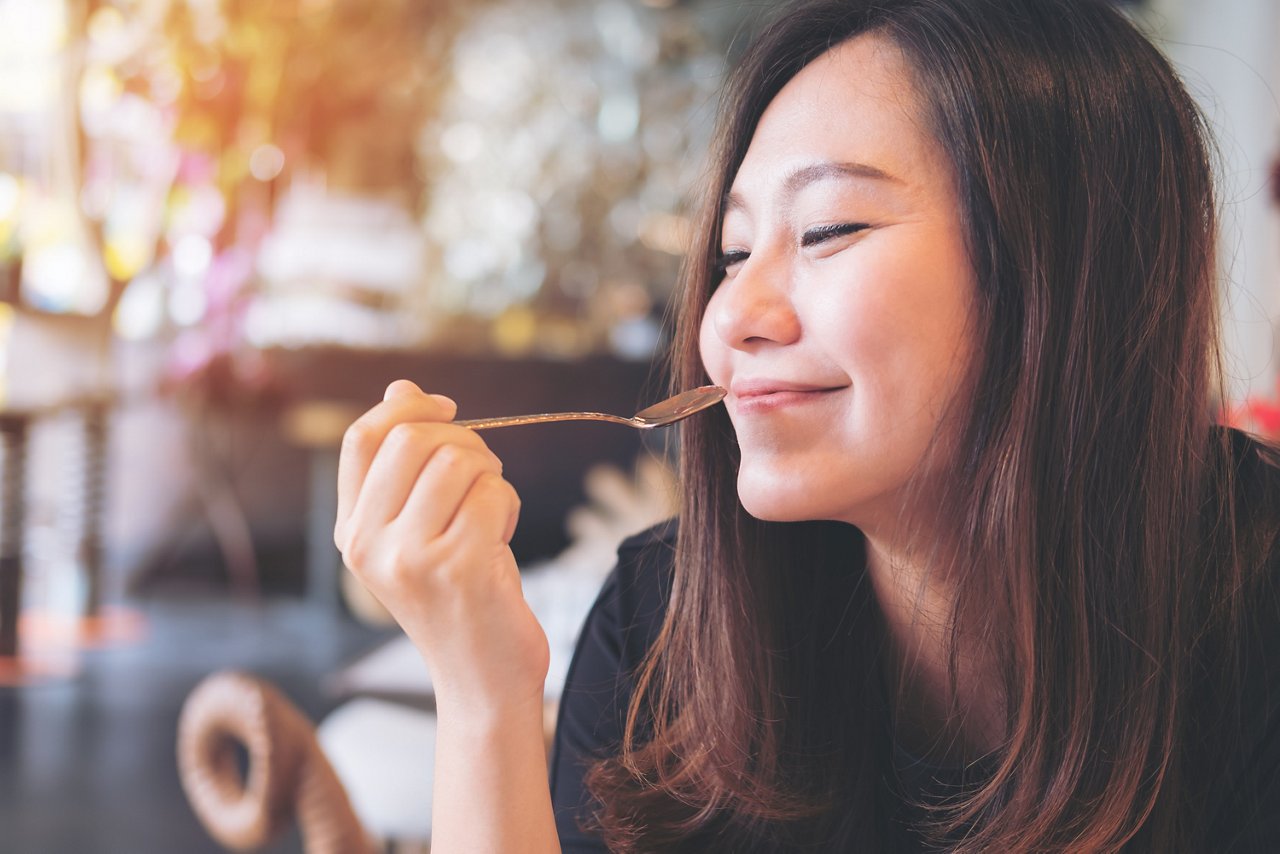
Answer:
xmin=798 ymin=267 xmax=908 ymax=410
xmin=798 ymin=264 xmax=978 ymax=462
xmin=818 ymin=246 xmax=976 ymax=373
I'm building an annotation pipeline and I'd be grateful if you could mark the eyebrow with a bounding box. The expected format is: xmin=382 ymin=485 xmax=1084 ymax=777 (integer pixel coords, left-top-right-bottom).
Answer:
xmin=723 ymin=160 xmax=903 ymax=214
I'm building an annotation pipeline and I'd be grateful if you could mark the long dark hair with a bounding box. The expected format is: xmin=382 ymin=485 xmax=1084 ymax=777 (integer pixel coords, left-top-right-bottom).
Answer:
xmin=586 ymin=0 xmax=1275 ymax=850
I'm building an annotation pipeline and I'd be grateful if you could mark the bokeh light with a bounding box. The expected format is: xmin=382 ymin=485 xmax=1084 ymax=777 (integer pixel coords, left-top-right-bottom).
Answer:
xmin=0 ymin=0 xmax=740 ymax=362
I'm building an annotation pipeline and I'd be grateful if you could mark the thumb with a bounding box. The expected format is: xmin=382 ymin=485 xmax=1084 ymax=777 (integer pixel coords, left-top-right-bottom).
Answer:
xmin=384 ymin=379 xmax=423 ymax=401
xmin=383 ymin=380 xmax=457 ymax=418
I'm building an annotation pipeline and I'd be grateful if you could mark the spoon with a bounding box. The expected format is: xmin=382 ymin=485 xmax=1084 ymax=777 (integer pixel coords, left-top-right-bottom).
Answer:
xmin=455 ymin=385 xmax=726 ymax=431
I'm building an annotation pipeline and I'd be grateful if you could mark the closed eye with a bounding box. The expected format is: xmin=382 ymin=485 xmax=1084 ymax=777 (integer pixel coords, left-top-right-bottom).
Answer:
xmin=801 ymin=222 xmax=869 ymax=247
xmin=714 ymin=249 xmax=750 ymax=275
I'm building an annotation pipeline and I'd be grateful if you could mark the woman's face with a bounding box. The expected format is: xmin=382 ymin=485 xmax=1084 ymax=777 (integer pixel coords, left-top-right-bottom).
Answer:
xmin=699 ymin=34 xmax=980 ymax=531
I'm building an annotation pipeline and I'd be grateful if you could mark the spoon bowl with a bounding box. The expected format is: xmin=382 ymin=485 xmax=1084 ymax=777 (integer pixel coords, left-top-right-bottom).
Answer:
xmin=455 ymin=385 xmax=726 ymax=431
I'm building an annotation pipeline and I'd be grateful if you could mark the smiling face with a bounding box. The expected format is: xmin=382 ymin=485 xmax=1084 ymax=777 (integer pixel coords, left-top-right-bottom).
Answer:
xmin=698 ymin=33 xmax=980 ymax=532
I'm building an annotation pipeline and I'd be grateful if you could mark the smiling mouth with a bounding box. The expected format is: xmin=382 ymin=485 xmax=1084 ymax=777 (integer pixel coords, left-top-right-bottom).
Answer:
xmin=731 ymin=386 xmax=844 ymax=413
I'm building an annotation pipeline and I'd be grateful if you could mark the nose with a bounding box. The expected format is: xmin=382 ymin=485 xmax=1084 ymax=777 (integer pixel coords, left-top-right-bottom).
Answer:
xmin=707 ymin=255 xmax=801 ymax=350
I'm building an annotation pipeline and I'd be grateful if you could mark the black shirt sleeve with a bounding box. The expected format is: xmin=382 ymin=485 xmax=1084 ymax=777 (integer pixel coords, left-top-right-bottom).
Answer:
xmin=548 ymin=521 xmax=676 ymax=852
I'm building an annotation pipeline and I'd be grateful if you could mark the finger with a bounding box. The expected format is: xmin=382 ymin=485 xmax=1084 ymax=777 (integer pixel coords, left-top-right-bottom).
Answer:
xmin=384 ymin=379 xmax=455 ymax=409
xmin=350 ymin=424 xmax=500 ymax=534
xmin=335 ymin=382 xmax=458 ymax=544
xmin=395 ymin=443 xmax=504 ymax=541
xmin=445 ymin=472 xmax=522 ymax=552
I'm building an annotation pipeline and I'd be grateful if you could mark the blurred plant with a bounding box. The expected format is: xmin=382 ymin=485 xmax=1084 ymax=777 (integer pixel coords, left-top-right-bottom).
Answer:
xmin=4 ymin=0 xmax=751 ymax=364
xmin=416 ymin=0 xmax=737 ymax=359
xmin=85 ymin=0 xmax=462 ymax=341
xmin=63 ymin=0 xmax=468 ymax=595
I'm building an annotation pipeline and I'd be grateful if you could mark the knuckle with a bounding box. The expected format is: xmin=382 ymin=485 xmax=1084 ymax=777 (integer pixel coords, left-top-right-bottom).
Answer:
xmin=341 ymin=418 xmax=376 ymax=456
xmin=438 ymin=423 xmax=494 ymax=456
xmin=433 ymin=557 xmax=465 ymax=588
xmin=464 ymin=472 xmax=509 ymax=514
xmin=481 ymin=448 xmax=506 ymax=474
xmin=461 ymin=445 xmax=502 ymax=476
xmin=419 ymin=541 xmax=462 ymax=587
xmin=418 ymin=538 xmax=447 ymax=571
xmin=453 ymin=426 xmax=491 ymax=451
xmin=385 ymin=422 xmax=422 ymax=452
xmin=382 ymin=547 xmax=415 ymax=585
xmin=341 ymin=528 xmax=370 ymax=571
xmin=495 ymin=474 xmax=517 ymax=497
xmin=430 ymin=442 xmax=466 ymax=471
xmin=482 ymin=470 xmax=511 ymax=496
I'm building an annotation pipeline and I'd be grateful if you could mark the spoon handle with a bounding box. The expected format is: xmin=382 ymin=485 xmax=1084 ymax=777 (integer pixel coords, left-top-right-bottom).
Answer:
xmin=455 ymin=411 xmax=637 ymax=430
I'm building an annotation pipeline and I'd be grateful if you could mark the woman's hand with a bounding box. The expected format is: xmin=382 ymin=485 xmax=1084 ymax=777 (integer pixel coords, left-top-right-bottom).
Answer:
xmin=334 ymin=380 xmax=550 ymax=717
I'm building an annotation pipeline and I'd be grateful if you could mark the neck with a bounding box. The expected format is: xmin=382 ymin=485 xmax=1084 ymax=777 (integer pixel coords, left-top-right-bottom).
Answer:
xmin=863 ymin=534 xmax=1005 ymax=765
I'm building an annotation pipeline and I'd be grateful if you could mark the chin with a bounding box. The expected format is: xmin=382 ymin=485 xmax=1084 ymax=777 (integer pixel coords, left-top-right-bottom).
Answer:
xmin=739 ymin=500 xmax=807 ymax=522
xmin=735 ymin=472 xmax=822 ymax=522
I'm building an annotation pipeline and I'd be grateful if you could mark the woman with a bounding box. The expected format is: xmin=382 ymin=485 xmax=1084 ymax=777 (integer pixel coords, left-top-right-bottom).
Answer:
xmin=335 ymin=0 xmax=1280 ymax=850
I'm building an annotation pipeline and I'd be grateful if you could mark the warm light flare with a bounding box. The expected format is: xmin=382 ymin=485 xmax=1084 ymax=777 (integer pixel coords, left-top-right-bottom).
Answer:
xmin=0 ymin=0 xmax=66 ymax=112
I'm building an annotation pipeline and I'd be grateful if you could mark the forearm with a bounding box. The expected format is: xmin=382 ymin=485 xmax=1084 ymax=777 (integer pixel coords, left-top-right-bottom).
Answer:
xmin=430 ymin=696 xmax=562 ymax=853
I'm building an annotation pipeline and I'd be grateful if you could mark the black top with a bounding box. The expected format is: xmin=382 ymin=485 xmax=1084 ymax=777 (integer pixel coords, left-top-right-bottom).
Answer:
xmin=549 ymin=518 xmax=677 ymax=853
xmin=548 ymin=438 xmax=1280 ymax=852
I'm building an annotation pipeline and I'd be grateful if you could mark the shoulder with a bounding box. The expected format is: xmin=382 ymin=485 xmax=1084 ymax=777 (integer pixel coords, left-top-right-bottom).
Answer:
xmin=595 ymin=519 xmax=678 ymax=662
xmin=1213 ymin=427 xmax=1280 ymax=581
xmin=1221 ymin=426 xmax=1280 ymax=513
xmin=1215 ymin=427 xmax=1280 ymax=675
xmin=616 ymin=517 xmax=678 ymax=563
xmin=1199 ymin=429 xmax=1280 ymax=847
xmin=1222 ymin=426 xmax=1280 ymax=505
xmin=613 ymin=518 xmax=678 ymax=587
xmin=556 ymin=519 xmax=678 ymax=702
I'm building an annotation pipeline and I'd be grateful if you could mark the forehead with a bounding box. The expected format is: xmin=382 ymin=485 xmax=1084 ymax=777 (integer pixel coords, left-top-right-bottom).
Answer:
xmin=731 ymin=33 xmax=948 ymax=202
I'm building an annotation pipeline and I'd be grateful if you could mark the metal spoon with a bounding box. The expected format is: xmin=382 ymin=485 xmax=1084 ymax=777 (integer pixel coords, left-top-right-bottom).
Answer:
xmin=455 ymin=385 xmax=726 ymax=431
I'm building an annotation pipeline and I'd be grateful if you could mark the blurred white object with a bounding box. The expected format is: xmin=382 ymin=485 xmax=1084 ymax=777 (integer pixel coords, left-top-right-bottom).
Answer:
xmin=0 ymin=310 xmax=112 ymax=410
xmin=258 ymin=183 xmax=425 ymax=296
xmin=317 ymin=698 xmax=435 ymax=852
xmin=250 ymin=183 xmax=427 ymax=349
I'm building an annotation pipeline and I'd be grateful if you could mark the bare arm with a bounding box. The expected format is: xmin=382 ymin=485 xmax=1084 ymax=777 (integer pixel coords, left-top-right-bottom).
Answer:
xmin=335 ymin=380 xmax=560 ymax=853
xmin=431 ymin=696 xmax=560 ymax=853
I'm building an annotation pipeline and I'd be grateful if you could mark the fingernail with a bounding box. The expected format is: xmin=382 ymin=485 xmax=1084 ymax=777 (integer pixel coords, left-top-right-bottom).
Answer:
xmin=429 ymin=394 xmax=455 ymax=408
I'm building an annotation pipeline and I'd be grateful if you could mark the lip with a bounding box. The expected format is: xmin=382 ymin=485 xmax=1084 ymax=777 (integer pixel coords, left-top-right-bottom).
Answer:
xmin=729 ymin=379 xmax=846 ymax=413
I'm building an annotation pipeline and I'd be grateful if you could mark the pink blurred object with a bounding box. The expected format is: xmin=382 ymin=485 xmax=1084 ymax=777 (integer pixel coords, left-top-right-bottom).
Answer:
xmin=1222 ymin=377 xmax=1280 ymax=439
xmin=158 ymin=342 xmax=283 ymax=412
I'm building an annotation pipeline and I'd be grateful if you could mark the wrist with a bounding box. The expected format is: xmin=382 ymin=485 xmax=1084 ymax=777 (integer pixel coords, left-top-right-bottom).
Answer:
xmin=434 ymin=686 xmax=547 ymax=733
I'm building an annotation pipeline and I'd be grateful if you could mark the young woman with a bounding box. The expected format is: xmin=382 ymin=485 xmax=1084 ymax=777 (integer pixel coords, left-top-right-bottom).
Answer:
xmin=335 ymin=0 xmax=1280 ymax=850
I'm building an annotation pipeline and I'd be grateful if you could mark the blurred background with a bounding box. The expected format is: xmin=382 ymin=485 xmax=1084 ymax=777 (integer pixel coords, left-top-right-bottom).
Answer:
xmin=0 ymin=0 xmax=1276 ymax=851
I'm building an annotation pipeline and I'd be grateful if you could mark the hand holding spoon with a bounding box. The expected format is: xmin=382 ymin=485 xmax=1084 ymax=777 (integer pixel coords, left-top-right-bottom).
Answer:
xmin=455 ymin=385 xmax=726 ymax=431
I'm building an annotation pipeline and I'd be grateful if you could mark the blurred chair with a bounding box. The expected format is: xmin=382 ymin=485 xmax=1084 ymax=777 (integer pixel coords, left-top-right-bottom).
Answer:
xmin=0 ymin=308 xmax=130 ymax=682
xmin=177 ymin=670 xmax=382 ymax=854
